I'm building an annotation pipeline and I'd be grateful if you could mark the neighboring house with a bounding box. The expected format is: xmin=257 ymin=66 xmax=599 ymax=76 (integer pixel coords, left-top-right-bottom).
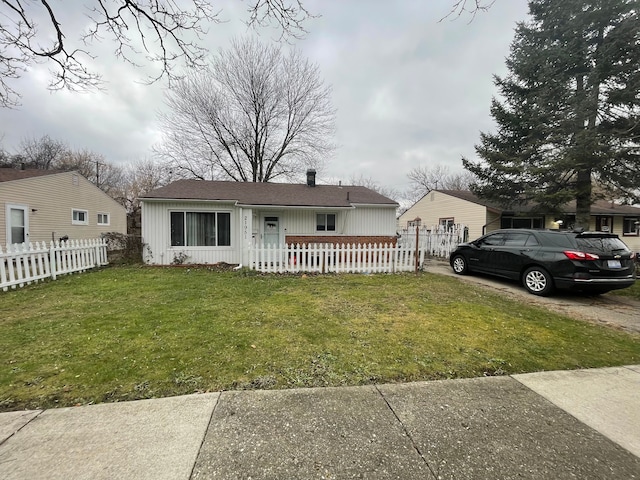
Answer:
xmin=0 ymin=168 xmax=127 ymax=246
xmin=140 ymin=171 xmax=399 ymax=265
xmin=398 ymin=190 xmax=640 ymax=251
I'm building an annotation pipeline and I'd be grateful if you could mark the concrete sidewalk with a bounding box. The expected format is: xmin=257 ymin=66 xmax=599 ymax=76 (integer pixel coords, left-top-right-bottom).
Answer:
xmin=1 ymin=366 xmax=639 ymax=479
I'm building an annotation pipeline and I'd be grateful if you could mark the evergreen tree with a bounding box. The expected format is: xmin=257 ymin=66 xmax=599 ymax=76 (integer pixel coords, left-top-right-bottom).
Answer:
xmin=463 ymin=0 xmax=640 ymax=229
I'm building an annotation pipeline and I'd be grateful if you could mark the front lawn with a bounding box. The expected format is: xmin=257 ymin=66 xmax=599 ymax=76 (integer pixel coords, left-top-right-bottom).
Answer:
xmin=610 ymin=279 xmax=640 ymax=301
xmin=1 ymin=266 xmax=638 ymax=411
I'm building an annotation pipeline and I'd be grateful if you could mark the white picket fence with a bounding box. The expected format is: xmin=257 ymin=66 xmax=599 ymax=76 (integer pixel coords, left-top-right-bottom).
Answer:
xmin=397 ymin=224 xmax=468 ymax=257
xmin=250 ymin=242 xmax=423 ymax=274
xmin=249 ymin=225 xmax=467 ymax=274
xmin=0 ymin=239 xmax=108 ymax=291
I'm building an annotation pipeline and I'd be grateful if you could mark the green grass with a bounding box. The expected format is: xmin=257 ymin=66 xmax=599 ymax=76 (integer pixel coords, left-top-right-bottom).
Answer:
xmin=609 ymin=278 xmax=640 ymax=300
xmin=1 ymin=265 xmax=639 ymax=412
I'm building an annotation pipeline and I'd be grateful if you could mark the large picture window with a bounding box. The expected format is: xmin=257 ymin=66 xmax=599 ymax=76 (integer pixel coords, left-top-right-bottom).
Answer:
xmin=170 ymin=211 xmax=231 ymax=247
xmin=500 ymin=216 xmax=543 ymax=229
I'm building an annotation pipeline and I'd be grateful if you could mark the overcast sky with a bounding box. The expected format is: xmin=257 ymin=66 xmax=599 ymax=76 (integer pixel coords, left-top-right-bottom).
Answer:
xmin=0 ymin=0 xmax=530 ymax=195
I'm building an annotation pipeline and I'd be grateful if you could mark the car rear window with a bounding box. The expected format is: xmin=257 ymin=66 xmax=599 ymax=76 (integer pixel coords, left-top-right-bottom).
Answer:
xmin=576 ymin=236 xmax=630 ymax=254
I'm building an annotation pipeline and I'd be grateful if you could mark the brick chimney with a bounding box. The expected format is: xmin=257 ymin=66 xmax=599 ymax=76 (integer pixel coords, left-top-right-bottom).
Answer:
xmin=306 ymin=169 xmax=316 ymax=187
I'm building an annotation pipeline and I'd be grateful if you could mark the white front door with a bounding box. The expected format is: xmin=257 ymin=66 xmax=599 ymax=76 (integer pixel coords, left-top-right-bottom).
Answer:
xmin=263 ymin=216 xmax=280 ymax=246
xmin=6 ymin=204 xmax=29 ymax=245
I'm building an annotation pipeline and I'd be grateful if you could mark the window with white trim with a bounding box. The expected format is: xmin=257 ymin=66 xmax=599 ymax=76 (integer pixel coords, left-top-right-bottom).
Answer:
xmin=97 ymin=212 xmax=110 ymax=226
xmin=316 ymin=213 xmax=336 ymax=232
xmin=72 ymin=209 xmax=88 ymax=225
xmin=170 ymin=211 xmax=231 ymax=246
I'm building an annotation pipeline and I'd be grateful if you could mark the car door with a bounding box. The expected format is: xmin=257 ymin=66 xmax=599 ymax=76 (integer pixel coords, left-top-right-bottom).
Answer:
xmin=467 ymin=232 xmax=506 ymax=274
xmin=493 ymin=232 xmax=540 ymax=280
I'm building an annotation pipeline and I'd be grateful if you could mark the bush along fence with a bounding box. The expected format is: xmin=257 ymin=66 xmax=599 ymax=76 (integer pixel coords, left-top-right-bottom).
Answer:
xmin=249 ymin=225 xmax=467 ymax=274
xmin=0 ymin=239 xmax=108 ymax=291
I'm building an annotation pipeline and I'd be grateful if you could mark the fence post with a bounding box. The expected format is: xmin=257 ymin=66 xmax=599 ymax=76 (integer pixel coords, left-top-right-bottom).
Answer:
xmin=414 ymin=225 xmax=421 ymax=274
xmin=49 ymin=241 xmax=57 ymax=280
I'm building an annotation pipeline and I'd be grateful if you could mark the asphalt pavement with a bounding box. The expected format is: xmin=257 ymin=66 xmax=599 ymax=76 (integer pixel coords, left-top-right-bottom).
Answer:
xmin=1 ymin=365 xmax=639 ymax=479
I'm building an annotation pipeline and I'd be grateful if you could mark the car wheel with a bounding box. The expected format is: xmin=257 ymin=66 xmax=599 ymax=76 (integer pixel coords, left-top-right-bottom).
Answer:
xmin=523 ymin=267 xmax=553 ymax=296
xmin=451 ymin=255 xmax=468 ymax=275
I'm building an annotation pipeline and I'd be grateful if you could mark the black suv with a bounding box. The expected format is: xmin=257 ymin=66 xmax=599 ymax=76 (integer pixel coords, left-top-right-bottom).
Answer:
xmin=449 ymin=229 xmax=636 ymax=296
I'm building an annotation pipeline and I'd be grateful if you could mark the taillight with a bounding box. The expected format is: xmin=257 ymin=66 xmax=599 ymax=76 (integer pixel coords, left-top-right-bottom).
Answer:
xmin=564 ymin=250 xmax=600 ymax=261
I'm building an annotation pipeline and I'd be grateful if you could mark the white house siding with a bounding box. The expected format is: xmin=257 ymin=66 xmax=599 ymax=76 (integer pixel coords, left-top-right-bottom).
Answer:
xmin=141 ymin=200 xmax=243 ymax=265
xmin=399 ymin=192 xmax=490 ymax=240
xmin=607 ymin=217 xmax=640 ymax=251
xmin=272 ymin=206 xmax=396 ymax=238
xmin=0 ymin=172 xmax=126 ymax=246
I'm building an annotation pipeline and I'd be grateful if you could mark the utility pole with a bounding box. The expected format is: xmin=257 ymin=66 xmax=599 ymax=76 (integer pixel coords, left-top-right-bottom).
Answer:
xmin=96 ymin=160 xmax=105 ymax=188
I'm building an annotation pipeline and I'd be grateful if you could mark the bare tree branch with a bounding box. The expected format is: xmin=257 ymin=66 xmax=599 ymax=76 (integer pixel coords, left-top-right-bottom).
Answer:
xmin=440 ymin=0 xmax=496 ymax=23
xmin=156 ymin=36 xmax=335 ymax=183
xmin=0 ymin=1 xmax=315 ymax=108
xmin=405 ymin=164 xmax=475 ymax=205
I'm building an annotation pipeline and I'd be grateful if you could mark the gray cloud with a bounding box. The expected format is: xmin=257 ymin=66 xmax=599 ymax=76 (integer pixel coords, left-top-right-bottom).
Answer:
xmin=0 ymin=0 xmax=529 ymax=194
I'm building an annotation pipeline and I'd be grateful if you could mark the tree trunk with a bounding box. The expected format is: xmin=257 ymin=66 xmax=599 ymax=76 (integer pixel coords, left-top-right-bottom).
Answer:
xmin=575 ymin=167 xmax=592 ymax=230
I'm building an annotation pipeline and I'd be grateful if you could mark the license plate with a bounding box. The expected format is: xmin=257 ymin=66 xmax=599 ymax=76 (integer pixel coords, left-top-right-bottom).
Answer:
xmin=607 ymin=260 xmax=622 ymax=269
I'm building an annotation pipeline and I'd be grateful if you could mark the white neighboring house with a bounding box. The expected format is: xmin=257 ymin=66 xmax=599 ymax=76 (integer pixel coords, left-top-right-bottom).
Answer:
xmin=398 ymin=190 xmax=640 ymax=251
xmin=140 ymin=171 xmax=399 ymax=266
xmin=0 ymin=168 xmax=127 ymax=246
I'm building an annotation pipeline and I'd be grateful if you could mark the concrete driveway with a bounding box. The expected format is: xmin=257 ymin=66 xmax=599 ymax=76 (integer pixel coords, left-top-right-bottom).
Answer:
xmin=425 ymin=259 xmax=640 ymax=334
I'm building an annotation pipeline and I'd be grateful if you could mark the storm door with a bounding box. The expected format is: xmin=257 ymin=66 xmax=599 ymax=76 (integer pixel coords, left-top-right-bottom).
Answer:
xmin=6 ymin=204 xmax=29 ymax=245
xmin=263 ymin=216 xmax=280 ymax=247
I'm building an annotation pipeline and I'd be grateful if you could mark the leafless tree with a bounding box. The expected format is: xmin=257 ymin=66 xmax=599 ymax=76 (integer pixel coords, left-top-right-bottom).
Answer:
xmin=441 ymin=0 xmax=496 ymax=22
xmin=16 ymin=134 xmax=68 ymax=169
xmin=57 ymin=149 xmax=126 ymax=196
xmin=0 ymin=1 xmax=314 ymax=108
xmin=8 ymin=134 xmax=125 ymax=196
xmin=406 ymin=164 xmax=475 ymax=204
xmin=157 ymin=36 xmax=335 ymax=182
xmin=117 ymin=158 xmax=172 ymax=213
xmin=348 ymin=174 xmax=400 ymax=202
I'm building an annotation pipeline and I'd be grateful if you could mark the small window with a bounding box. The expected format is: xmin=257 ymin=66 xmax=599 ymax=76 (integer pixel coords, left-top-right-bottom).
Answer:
xmin=317 ymin=213 xmax=336 ymax=232
xmin=97 ymin=213 xmax=110 ymax=226
xmin=623 ymin=217 xmax=639 ymax=236
xmin=439 ymin=218 xmax=455 ymax=229
xmin=72 ymin=209 xmax=88 ymax=225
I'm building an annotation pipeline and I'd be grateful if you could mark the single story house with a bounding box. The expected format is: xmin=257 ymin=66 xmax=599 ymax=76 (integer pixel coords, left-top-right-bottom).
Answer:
xmin=140 ymin=171 xmax=399 ymax=265
xmin=0 ymin=168 xmax=127 ymax=246
xmin=398 ymin=189 xmax=640 ymax=251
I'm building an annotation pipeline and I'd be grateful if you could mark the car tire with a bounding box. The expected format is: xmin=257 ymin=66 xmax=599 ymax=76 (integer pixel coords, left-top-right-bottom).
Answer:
xmin=523 ymin=267 xmax=553 ymax=296
xmin=451 ymin=255 xmax=469 ymax=275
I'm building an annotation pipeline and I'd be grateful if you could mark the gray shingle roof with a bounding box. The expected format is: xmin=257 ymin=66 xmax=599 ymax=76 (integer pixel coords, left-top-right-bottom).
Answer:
xmin=439 ymin=190 xmax=640 ymax=216
xmin=141 ymin=179 xmax=398 ymax=208
xmin=0 ymin=168 xmax=63 ymax=182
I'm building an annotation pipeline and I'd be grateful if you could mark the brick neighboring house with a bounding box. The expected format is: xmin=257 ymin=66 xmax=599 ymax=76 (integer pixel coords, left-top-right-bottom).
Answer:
xmin=0 ymin=168 xmax=127 ymax=245
xmin=140 ymin=171 xmax=399 ymax=265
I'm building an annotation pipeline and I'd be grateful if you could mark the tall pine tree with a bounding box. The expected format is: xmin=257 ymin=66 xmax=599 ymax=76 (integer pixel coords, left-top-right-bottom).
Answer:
xmin=464 ymin=0 xmax=640 ymax=229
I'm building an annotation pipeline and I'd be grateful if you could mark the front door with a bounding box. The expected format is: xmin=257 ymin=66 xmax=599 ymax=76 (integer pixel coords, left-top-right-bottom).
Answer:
xmin=263 ymin=216 xmax=280 ymax=247
xmin=6 ymin=204 xmax=29 ymax=245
